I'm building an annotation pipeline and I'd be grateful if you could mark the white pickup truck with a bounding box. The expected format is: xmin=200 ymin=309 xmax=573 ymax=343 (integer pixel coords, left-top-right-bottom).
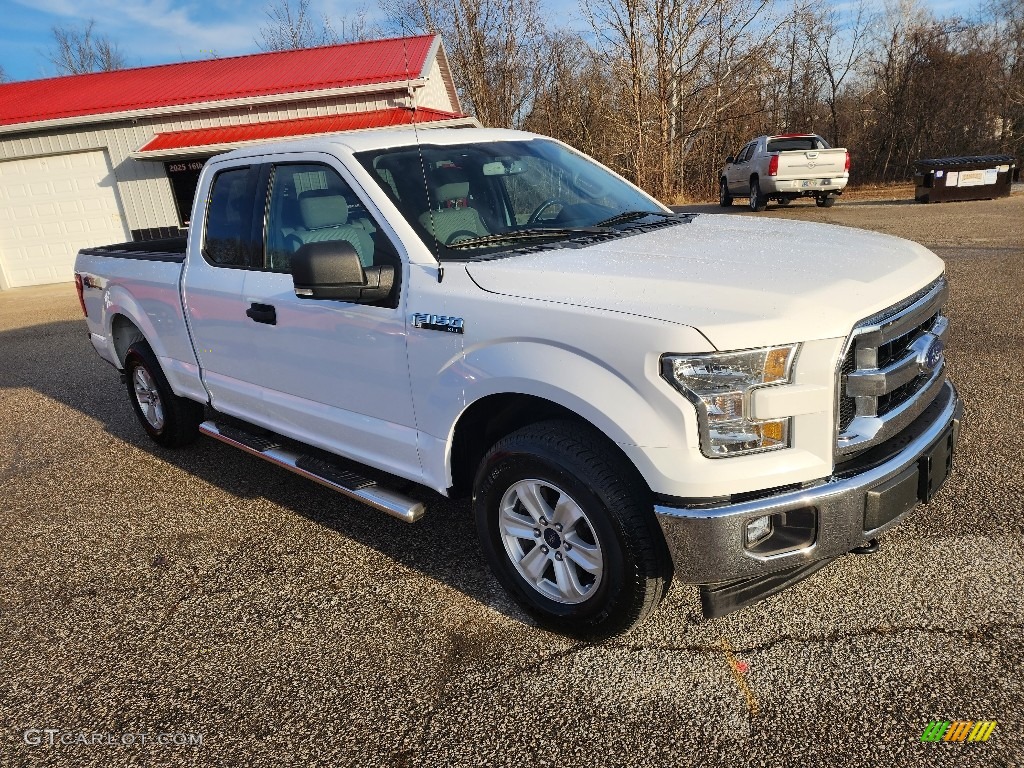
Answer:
xmin=75 ymin=128 xmax=960 ymax=638
xmin=721 ymin=133 xmax=850 ymax=211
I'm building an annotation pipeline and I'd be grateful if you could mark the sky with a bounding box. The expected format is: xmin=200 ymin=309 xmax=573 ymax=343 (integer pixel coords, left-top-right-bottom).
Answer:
xmin=0 ymin=0 xmax=987 ymax=83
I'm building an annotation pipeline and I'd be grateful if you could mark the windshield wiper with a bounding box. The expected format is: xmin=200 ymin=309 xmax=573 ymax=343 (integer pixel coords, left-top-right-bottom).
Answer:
xmin=447 ymin=227 xmax=611 ymax=250
xmin=594 ymin=210 xmax=674 ymax=227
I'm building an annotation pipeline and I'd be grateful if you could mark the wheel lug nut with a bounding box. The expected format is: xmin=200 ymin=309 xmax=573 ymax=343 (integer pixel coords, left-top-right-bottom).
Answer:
xmin=555 ymin=524 xmax=563 ymax=532
xmin=555 ymin=552 xmax=563 ymax=561
xmin=564 ymin=543 xmax=572 ymax=551
xmin=533 ymin=529 xmax=541 ymax=537
xmin=539 ymin=517 xmax=548 ymax=526
xmin=541 ymin=546 xmax=549 ymax=554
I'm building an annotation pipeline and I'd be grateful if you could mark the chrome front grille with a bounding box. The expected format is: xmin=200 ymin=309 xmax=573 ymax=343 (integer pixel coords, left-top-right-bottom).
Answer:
xmin=836 ymin=278 xmax=949 ymax=456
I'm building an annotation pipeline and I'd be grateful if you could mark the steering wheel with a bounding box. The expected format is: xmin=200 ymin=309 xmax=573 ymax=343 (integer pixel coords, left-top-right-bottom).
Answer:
xmin=527 ymin=199 xmax=566 ymax=225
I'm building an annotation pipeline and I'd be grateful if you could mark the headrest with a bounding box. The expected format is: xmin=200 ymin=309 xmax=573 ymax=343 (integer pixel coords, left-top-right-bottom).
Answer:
xmin=436 ymin=181 xmax=470 ymax=202
xmin=431 ymin=166 xmax=470 ymax=203
xmin=299 ymin=190 xmax=349 ymax=229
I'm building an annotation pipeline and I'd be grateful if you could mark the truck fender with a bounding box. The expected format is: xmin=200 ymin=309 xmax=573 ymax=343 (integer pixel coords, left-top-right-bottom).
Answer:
xmin=426 ymin=340 xmax=696 ymax=491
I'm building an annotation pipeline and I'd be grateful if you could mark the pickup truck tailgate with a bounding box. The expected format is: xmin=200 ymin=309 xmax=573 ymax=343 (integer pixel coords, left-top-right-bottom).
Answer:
xmin=775 ymin=148 xmax=847 ymax=180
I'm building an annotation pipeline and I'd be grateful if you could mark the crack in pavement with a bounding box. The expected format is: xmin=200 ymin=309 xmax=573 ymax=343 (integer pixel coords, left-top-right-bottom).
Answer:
xmin=605 ymin=619 xmax=1024 ymax=658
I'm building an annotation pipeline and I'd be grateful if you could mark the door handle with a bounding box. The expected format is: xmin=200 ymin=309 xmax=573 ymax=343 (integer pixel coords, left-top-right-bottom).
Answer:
xmin=246 ymin=302 xmax=277 ymax=325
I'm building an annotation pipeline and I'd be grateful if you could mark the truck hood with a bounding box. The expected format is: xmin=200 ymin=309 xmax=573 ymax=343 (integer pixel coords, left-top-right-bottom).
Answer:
xmin=464 ymin=215 xmax=945 ymax=350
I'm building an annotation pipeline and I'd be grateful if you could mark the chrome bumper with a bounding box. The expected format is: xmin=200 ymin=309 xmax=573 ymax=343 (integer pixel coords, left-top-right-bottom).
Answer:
xmin=656 ymin=381 xmax=962 ymax=586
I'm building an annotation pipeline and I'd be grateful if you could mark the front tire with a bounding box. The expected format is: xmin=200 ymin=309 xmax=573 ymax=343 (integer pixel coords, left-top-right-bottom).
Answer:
xmin=124 ymin=341 xmax=203 ymax=448
xmin=473 ymin=421 xmax=672 ymax=639
xmin=816 ymin=194 xmax=836 ymax=208
xmin=719 ymin=178 xmax=733 ymax=207
xmin=749 ymin=178 xmax=767 ymax=212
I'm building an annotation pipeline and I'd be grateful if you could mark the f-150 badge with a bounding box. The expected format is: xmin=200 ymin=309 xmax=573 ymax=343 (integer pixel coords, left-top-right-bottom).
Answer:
xmin=411 ymin=313 xmax=465 ymax=334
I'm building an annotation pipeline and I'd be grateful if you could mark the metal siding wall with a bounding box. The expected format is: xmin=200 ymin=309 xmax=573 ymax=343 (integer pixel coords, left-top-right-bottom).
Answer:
xmin=418 ymin=59 xmax=456 ymax=112
xmin=0 ymin=87 xmax=420 ymax=232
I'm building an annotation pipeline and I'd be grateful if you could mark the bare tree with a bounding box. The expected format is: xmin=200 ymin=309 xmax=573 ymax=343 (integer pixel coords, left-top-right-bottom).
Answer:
xmin=584 ymin=0 xmax=776 ymax=198
xmin=385 ymin=0 xmax=549 ymax=129
xmin=985 ymin=0 xmax=1024 ymax=158
xmin=258 ymin=0 xmax=332 ymax=49
xmin=257 ymin=0 xmax=376 ymax=50
xmin=524 ymin=32 xmax=617 ymax=159
xmin=0 ymin=65 xmax=7 ymax=83
xmin=47 ymin=20 xmax=126 ymax=75
xmin=808 ymin=0 xmax=872 ymax=146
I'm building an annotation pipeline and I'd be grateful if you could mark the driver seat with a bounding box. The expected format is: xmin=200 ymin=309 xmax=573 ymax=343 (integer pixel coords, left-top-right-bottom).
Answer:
xmin=418 ymin=168 xmax=489 ymax=245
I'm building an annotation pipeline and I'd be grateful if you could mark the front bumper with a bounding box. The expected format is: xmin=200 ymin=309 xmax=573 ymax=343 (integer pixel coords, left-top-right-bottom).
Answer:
xmin=655 ymin=381 xmax=962 ymax=596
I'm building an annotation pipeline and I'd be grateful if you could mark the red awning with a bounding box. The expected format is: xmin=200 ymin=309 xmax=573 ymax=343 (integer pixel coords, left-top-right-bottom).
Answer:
xmin=133 ymin=108 xmax=471 ymax=158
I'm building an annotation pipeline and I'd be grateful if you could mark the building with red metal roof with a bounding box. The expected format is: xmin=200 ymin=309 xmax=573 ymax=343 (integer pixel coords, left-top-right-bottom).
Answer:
xmin=0 ymin=35 xmax=475 ymax=289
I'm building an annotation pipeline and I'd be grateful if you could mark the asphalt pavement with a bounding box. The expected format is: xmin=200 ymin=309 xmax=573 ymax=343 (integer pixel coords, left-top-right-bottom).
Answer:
xmin=1 ymin=193 xmax=1022 ymax=767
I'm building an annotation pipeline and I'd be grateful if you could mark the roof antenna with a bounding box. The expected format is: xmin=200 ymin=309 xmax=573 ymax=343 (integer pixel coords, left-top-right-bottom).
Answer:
xmin=402 ymin=31 xmax=443 ymax=283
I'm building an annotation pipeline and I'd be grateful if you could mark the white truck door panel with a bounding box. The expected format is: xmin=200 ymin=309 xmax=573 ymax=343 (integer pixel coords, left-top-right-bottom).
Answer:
xmin=240 ymin=158 xmax=421 ymax=482
xmin=241 ymin=270 xmax=420 ymax=481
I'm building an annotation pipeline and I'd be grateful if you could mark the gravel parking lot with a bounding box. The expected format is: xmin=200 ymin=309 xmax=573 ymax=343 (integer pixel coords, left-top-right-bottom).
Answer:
xmin=1 ymin=193 xmax=1022 ymax=767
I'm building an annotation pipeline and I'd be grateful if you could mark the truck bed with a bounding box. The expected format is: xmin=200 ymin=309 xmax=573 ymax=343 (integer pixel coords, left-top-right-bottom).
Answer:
xmin=76 ymin=237 xmax=202 ymax=400
xmin=79 ymin=236 xmax=187 ymax=263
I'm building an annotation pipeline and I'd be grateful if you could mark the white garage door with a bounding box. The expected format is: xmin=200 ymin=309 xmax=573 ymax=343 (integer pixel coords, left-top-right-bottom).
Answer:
xmin=0 ymin=150 xmax=130 ymax=288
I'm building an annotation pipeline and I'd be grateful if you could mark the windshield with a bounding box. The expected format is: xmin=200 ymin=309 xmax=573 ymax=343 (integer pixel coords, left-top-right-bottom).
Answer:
xmin=355 ymin=139 xmax=666 ymax=259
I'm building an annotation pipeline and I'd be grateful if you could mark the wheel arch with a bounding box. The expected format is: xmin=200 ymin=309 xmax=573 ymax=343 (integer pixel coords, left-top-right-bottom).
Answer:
xmin=102 ymin=284 xmax=171 ymax=368
xmin=110 ymin=314 xmax=147 ymax=367
xmin=447 ymin=393 xmax=650 ymax=500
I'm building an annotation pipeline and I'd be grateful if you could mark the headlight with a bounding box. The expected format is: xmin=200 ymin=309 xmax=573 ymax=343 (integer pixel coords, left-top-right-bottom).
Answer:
xmin=662 ymin=345 xmax=799 ymax=457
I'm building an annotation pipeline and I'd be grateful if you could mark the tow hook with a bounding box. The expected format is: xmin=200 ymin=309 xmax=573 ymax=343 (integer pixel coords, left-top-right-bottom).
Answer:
xmin=850 ymin=538 xmax=879 ymax=555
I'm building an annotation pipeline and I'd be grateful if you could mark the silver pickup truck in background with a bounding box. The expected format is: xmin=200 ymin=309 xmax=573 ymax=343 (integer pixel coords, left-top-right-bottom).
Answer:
xmin=721 ymin=133 xmax=850 ymax=211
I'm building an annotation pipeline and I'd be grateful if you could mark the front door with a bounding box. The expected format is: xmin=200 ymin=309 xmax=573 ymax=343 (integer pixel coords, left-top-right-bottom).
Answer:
xmin=241 ymin=158 xmax=421 ymax=483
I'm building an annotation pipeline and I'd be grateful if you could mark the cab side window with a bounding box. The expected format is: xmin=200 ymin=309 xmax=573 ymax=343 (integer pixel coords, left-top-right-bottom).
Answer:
xmin=203 ymin=166 xmax=259 ymax=267
xmin=263 ymin=163 xmax=398 ymax=275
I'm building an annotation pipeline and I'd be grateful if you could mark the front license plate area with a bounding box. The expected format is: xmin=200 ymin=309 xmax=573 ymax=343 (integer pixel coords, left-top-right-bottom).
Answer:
xmin=918 ymin=424 xmax=955 ymax=502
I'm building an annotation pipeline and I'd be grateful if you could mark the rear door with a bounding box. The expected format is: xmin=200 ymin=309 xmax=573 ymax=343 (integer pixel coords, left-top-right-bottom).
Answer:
xmin=241 ymin=155 xmax=422 ymax=482
xmin=181 ymin=162 xmax=266 ymax=417
xmin=727 ymin=142 xmax=756 ymax=194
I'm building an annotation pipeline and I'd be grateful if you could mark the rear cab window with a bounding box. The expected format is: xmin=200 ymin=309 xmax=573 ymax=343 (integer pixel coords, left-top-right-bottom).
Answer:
xmin=202 ymin=166 xmax=260 ymax=268
xmin=767 ymin=136 xmax=831 ymax=153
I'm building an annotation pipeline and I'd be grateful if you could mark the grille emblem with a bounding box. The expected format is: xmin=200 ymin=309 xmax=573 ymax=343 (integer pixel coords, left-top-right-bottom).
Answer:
xmin=921 ymin=335 xmax=944 ymax=371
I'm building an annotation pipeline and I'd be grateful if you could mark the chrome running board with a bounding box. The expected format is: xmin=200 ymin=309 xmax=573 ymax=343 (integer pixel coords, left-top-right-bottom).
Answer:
xmin=199 ymin=420 xmax=425 ymax=523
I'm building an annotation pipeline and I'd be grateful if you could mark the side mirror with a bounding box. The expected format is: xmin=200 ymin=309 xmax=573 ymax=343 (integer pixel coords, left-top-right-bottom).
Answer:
xmin=726 ymin=155 xmax=735 ymax=165
xmin=290 ymin=240 xmax=394 ymax=303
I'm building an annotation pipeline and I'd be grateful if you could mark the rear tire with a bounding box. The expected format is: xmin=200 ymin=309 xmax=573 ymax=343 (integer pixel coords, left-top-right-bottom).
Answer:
xmin=124 ymin=341 xmax=203 ymax=448
xmin=749 ymin=178 xmax=767 ymax=212
xmin=719 ymin=178 xmax=733 ymax=207
xmin=473 ymin=420 xmax=673 ymax=639
xmin=777 ymin=197 xmax=792 ymax=206
xmin=816 ymin=195 xmax=836 ymax=208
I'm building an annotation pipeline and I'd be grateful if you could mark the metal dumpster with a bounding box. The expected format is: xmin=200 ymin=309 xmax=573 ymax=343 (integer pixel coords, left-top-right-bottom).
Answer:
xmin=914 ymin=155 xmax=1017 ymax=203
